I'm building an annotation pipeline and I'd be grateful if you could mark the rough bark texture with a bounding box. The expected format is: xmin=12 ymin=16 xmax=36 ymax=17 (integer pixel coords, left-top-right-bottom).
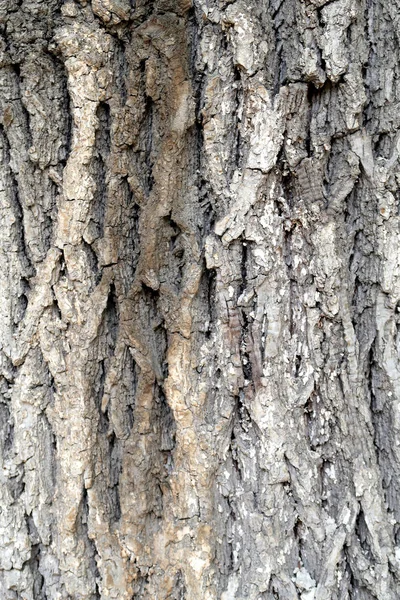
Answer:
xmin=1 ymin=0 xmax=400 ymax=598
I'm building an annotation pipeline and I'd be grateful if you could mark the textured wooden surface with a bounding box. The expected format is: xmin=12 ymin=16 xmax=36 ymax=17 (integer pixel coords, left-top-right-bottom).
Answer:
xmin=1 ymin=0 xmax=400 ymax=598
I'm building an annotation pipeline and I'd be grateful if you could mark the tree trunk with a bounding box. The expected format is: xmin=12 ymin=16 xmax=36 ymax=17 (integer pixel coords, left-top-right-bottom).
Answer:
xmin=1 ymin=0 xmax=400 ymax=598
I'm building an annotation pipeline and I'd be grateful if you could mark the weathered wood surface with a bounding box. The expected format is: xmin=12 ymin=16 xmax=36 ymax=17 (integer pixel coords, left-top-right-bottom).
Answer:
xmin=1 ymin=0 xmax=400 ymax=598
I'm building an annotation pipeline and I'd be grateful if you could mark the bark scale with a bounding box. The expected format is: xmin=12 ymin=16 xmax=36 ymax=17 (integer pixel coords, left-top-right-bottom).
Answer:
xmin=1 ymin=0 xmax=400 ymax=598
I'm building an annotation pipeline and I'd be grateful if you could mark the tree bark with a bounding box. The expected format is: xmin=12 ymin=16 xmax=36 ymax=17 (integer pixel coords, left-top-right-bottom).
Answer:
xmin=1 ymin=0 xmax=400 ymax=598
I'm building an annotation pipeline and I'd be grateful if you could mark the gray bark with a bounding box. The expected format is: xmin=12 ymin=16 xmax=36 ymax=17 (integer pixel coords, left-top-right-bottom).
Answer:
xmin=1 ymin=0 xmax=400 ymax=598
